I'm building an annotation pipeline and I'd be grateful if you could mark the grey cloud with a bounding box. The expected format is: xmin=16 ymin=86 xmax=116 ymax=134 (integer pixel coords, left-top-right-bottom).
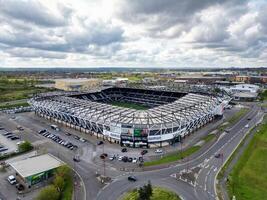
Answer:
xmin=0 ymin=14 xmax=124 ymax=59
xmin=116 ymin=0 xmax=247 ymax=33
xmin=0 ymin=0 xmax=72 ymax=27
xmin=6 ymin=48 xmax=67 ymax=59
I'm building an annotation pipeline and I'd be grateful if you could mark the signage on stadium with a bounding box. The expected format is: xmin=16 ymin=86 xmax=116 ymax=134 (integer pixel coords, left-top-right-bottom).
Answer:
xmin=103 ymin=130 xmax=121 ymax=140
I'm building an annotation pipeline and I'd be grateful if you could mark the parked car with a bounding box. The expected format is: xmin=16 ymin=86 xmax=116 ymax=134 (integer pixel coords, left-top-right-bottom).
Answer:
xmin=128 ymin=157 xmax=133 ymax=162
xmin=121 ymin=148 xmax=127 ymax=153
xmin=122 ymin=156 xmax=128 ymax=162
xmin=79 ymin=138 xmax=86 ymax=143
xmin=109 ymin=155 xmax=116 ymax=161
xmin=97 ymin=141 xmax=104 ymax=145
xmin=128 ymin=176 xmax=137 ymax=182
xmin=141 ymin=150 xmax=148 ymax=155
xmin=132 ymin=158 xmax=138 ymax=163
xmin=100 ymin=153 xmax=108 ymax=159
xmin=74 ymin=135 xmax=80 ymax=140
xmin=245 ymin=124 xmax=249 ymax=128
xmin=155 ymin=149 xmax=163 ymax=154
xmin=7 ymin=175 xmax=17 ymax=185
xmin=3 ymin=132 xmax=12 ymax=136
xmin=17 ymin=126 xmax=24 ymax=131
xmin=0 ymin=148 xmax=8 ymax=152
xmin=10 ymin=136 xmax=20 ymax=140
xmin=38 ymin=129 xmax=47 ymax=134
xmin=65 ymin=132 xmax=71 ymax=136
xmin=118 ymin=156 xmax=123 ymax=161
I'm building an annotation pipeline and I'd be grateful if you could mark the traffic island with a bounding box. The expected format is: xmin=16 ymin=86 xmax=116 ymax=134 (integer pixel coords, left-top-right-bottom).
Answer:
xmin=121 ymin=186 xmax=181 ymax=200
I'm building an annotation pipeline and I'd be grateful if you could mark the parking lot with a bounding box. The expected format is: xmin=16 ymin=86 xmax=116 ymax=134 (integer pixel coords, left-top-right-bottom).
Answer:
xmin=0 ymin=129 xmax=20 ymax=155
xmin=0 ymin=105 xmax=238 ymax=172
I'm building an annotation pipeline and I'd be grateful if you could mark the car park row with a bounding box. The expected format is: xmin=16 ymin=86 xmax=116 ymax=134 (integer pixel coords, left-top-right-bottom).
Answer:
xmin=38 ymin=129 xmax=79 ymax=151
xmin=0 ymin=127 xmax=21 ymax=155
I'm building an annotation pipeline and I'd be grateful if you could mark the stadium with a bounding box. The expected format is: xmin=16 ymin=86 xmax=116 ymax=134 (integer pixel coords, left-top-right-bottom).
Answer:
xmin=30 ymin=87 xmax=229 ymax=147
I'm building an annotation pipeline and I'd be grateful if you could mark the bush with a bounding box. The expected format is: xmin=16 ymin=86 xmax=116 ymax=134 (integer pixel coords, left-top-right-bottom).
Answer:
xmin=18 ymin=141 xmax=33 ymax=152
xmin=53 ymin=175 xmax=65 ymax=193
xmin=35 ymin=185 xmax=60 ymax=200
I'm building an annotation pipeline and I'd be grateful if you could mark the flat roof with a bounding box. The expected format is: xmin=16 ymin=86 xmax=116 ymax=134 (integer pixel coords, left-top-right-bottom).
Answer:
xmin=55 ymin=78 xmax=100 ymax=83
xmin=9 ymin=154 xmax=64 ymax=178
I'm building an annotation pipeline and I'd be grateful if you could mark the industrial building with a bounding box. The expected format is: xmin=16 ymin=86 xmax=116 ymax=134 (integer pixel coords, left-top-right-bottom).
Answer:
xmin=30 ymin=87 xmax=229 ymax=147
xmin=55 ymin=78 xmax=102 ymax=91
xmin=220 ymin=84 xmax=260 ymax=101
xmin=9 ymin=154 xmax=64 ymax=187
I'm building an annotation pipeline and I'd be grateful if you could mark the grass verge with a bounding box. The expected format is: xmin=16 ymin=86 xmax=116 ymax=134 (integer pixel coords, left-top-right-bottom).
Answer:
xmin=225 ymin=116 xmax=267 ymax=200
xmin=144 ymin=145 xmax=201 ymax=167
xmin=122 ymin=187 xmax=181 ymax=200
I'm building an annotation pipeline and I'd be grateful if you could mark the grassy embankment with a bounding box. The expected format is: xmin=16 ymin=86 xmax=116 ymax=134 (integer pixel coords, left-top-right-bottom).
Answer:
xmin=122 ymin=187 xmax=181 ymax=200
xmin=219 ymin=108 xmax=249 ymax=131
xmin=225 ymin=116 xmax=267 ymax=200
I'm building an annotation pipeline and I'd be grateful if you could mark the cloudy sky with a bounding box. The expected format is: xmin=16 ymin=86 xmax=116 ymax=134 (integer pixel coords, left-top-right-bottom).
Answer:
xmin=0 ymin=0 xmax=266 ymax=68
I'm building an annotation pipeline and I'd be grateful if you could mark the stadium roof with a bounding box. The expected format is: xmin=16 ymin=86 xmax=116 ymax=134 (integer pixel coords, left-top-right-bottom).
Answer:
xmin=31 ymin=92 xmax=222 ymax=126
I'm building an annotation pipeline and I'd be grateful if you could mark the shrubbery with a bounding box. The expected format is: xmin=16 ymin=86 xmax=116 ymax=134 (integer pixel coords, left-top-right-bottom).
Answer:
xmin=35 ymin=165 xmax=73 ymax=200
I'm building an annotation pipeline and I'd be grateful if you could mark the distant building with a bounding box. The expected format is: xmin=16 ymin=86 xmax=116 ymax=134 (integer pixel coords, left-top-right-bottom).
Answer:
xmin=233 ymin=75 xmax=267 ymax=84
xmin=234 ymin=76 xmax=250 ymax=83
xmin=55 ymin=78 xmax=102 ymax=91
xmin=229 ymin=84 xmax=259 ymax=93
xmin=102 ymin=78 xmax=128 ymax=86
xmin=220 ymin=84 xmax=260 ymax=101
xmin=250 ymin=76 xmax=267 ymax=84
xmin=9 ymin=154 xmax=64 ymax=187
xmin=232 ymin=92 xmax=258 ymax=101
xmin=175 ymin=76 xmax=225 ymax=84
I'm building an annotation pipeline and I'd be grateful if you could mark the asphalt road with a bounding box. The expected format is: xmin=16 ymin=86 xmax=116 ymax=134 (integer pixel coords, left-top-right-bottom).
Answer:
xmin=96 ymin=105 xmax=264 ymax=200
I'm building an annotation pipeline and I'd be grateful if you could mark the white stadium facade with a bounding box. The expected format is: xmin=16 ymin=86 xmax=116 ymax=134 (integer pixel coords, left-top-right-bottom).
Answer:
xmin=29 ymin=87 xmax=229 ymax=148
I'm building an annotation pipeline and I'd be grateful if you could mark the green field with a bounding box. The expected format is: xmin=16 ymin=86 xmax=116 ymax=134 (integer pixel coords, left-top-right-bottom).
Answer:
xmin=122 ymin=187 xmax=181 ymax=200
xmin=111 ymin=101 xmax=149 ymax=110
xmin=226 ymin=117 xmax=267 ymax=200
xmin=0 ymin=77 xmax=55 ymax=103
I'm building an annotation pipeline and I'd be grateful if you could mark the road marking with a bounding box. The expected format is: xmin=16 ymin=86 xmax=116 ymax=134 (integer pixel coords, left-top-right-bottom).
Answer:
xmin=170 ymin=173 xmax=177 ymax=178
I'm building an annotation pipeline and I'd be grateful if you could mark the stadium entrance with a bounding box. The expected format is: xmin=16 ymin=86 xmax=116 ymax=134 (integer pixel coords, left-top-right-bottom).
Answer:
xmin=120 ymin=128 xmax=149 ymax=148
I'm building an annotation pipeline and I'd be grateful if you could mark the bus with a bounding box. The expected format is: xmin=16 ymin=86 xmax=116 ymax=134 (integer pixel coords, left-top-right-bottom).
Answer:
xmin=51 ymin=124 xmax=59 ymax=131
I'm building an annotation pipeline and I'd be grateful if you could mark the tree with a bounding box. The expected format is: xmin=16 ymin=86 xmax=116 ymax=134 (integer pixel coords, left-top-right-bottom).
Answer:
xmin=146 ymin=180 xmax=153 ymax=197
xmin=18 ymin=141 xmax=33 ymax=152
xmin=53 ymin=175 xmax=65 ymax=192
xmin=138 ymin=181 xmax=153 ymax=200
xmin=35 ymin=185 xmax=60 ymax=200
xmin=55 ymin=165 xmax=72 ymax=179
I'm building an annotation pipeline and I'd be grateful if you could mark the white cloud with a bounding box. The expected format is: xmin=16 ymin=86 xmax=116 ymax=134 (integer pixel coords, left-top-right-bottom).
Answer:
xmin=0 ymin=0 xmax=266 ymax=68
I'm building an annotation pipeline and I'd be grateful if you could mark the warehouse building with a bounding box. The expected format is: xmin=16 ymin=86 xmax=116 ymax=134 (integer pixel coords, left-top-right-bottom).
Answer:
xmin=9 ymin=154 xmax=64 ymax=187
xmin=55 ymin=78 xmax=102 ymax=91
